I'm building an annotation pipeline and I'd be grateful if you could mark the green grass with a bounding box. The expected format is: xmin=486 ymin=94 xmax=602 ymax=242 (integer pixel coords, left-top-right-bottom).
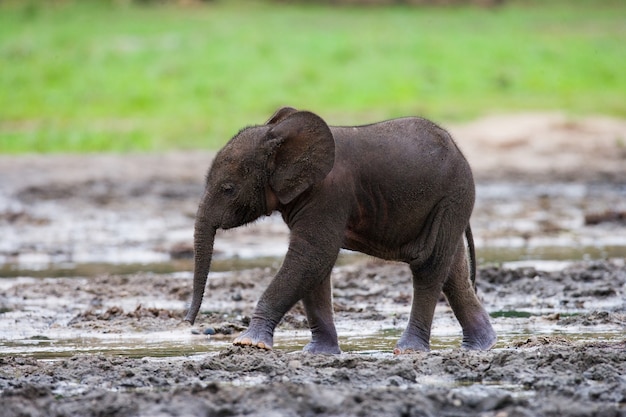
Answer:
xmin=1 ymin=0 xmax=624 ymax=153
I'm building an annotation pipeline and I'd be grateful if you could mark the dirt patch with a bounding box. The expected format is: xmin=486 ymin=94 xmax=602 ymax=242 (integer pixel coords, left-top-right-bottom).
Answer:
xmin=456 ymin=112 xmax=626 ymax=182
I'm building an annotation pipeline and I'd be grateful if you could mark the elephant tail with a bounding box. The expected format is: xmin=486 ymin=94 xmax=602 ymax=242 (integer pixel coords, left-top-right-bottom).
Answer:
xmin=465 ymin=224 xmax=477 ymax=292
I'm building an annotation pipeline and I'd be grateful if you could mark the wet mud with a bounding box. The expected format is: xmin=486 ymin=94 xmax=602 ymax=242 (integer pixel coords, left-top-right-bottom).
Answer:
xmin=1 ymin=260 xmax=626 ymax=416
xmin=0 ymin=340 xmax=625 ymax=417
xmin=1 ymin=114 xmax=626 ymax=416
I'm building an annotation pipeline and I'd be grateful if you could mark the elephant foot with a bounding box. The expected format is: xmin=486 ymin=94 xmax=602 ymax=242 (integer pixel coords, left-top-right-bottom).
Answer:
xmin=303 ymin=340 xmax=341 ymax=355
xmin=459 ymin=313 xmax=497 ymax=350
xmin=461 ymin=327 xmax=497 ymax=351
xmin=392 ymin=345 xmax=429 ymax=355
xmin=233 ymin=329 xmax=274 ymax=351
xmin=393 ymin=335 xmax=430 ymax=355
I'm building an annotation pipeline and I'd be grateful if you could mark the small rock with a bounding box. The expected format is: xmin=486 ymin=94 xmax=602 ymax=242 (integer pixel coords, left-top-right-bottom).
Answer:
xmin=220 ymin=326 xmax=233 ymax=335
xmin=544 ymin=313 xmax=560 ymax=321
xmin=203 ymin=327 xmax=216 ymax=335
xmin=170 ymin=243 xmax=194 ymax=259
xmin=288 ymin=360 xmax=302 ymax=369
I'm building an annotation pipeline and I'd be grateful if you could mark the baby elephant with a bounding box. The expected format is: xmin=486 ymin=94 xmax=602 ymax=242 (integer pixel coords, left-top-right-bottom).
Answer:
xmin=185 ymin=107 xmax=496 ymax=354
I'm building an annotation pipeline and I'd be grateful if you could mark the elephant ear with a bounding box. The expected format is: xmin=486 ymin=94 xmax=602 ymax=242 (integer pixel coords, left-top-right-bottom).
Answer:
xmin=266 ymin=106 xmax=298 ymax=125
xmin=265 ymin=111 xmax=335 ymax=205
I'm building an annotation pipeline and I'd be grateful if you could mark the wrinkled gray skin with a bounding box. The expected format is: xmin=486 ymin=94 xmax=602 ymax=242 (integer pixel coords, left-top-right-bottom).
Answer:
xmin=185 ymin=107 xmax=496 ymax=354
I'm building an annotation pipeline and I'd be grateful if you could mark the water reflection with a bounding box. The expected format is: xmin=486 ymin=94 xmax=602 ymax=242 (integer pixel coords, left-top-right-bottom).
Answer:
xmin=2 ymin=326 xmax=623 ymax=360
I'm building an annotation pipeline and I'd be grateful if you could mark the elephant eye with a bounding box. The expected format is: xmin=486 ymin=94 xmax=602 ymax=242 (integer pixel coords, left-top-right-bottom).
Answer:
xmin=221 ymin=183 xmax=236 ymax=196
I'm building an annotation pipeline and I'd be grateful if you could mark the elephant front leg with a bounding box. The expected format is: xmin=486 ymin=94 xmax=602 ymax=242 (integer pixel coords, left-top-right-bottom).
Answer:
xmin=233 ymin=230 xmax=342 ymax=352
xmin=233 ymin=273 xmax=303 ymax=350
xmin=302 ymin=272 xmax=341 ymax=354
xmin=233 ymin=301 xmax=282 ymax=350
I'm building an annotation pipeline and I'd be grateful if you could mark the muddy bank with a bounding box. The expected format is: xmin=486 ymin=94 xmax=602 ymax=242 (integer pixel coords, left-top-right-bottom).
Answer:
xmin=2 ymin=340 xmax=625 ymax=417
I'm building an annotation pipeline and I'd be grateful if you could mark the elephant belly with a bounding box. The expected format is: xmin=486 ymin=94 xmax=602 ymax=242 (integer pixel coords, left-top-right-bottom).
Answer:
xmin=342 ymin=229 xmax=413 ymax=262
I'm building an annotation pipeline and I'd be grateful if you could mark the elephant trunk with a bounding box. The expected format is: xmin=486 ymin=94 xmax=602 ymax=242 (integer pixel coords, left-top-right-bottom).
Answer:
xmin=184 ymin=219 xmax=216 ymax=325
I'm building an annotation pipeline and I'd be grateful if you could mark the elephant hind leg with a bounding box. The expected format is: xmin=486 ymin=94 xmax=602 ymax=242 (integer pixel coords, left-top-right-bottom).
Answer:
xmin=394 ymin=204 xmax=461 ymax=354
xmin=302 ymin=272 xmax=341 ymax=354
xmin=393 ymin=255 xmax=449 ymax=354
xmin=443 ymin=240 xmax=496 ymax=350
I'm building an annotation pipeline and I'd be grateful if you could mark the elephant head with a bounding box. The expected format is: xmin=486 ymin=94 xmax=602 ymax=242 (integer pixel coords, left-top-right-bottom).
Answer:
xmin=184 ymin=108 xmax=336 ymax=324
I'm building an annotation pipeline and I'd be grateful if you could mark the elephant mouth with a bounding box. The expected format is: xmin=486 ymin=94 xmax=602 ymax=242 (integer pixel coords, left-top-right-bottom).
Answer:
xmin=220 ymin=205 xmax=260 ymax=230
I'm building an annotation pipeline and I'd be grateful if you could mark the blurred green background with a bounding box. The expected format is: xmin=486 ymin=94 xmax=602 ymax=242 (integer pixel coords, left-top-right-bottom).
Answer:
xmin=0 ymin=0 xmax=624 ymax=153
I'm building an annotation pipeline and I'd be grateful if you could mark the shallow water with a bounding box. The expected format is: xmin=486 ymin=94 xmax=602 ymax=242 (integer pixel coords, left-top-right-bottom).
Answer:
xmin=3 ymin=325 xmax=624 ymax=360
xmin=0 ymin=334 xmax=225 ymax=359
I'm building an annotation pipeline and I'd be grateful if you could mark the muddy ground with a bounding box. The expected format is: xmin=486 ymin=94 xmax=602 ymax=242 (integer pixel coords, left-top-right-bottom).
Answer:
xmin=1 ymin=113 xmax=626 ymax=416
